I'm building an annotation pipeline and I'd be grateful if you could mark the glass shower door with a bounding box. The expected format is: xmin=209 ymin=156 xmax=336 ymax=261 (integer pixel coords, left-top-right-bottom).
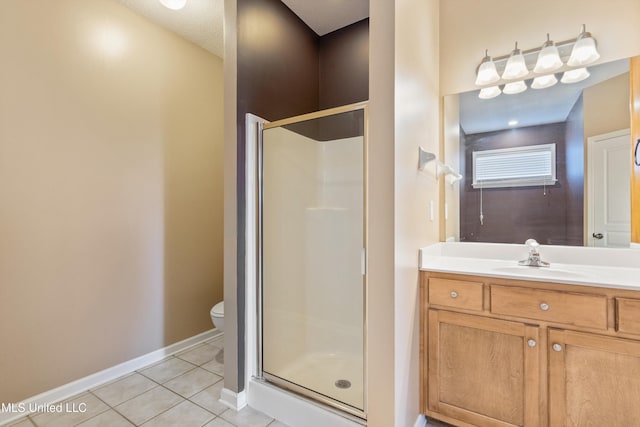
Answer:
xmin=260 ymin=105 xmax=366 ymax=416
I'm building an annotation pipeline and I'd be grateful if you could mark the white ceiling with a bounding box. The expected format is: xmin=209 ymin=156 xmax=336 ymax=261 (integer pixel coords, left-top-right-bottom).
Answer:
xmin=115 ymin=0 xmax=224 ymax=58
xmin=459 ymin=59 xmax=630 ymax=135
xmin=115 ymin=1 xmax=369 ymax=59
xmin=281 ymin=0 xmax=369 ymax=36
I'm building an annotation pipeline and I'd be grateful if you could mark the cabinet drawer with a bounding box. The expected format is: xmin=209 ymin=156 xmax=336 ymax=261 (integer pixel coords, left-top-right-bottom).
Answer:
xmin=617 ymin=298 xmax=640 ymax=335
xmin=490 ymin=285 xmax=607 ymax=330
xmin=428 ymin=278 xmax=483 ymax=311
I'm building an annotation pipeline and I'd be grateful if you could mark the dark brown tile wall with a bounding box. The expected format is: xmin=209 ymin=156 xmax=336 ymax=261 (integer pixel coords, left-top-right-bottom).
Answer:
xmin=235 ymin=0 xmax=369 ymax=392
xmin=460 ymin=122 xmax=584 ymax=246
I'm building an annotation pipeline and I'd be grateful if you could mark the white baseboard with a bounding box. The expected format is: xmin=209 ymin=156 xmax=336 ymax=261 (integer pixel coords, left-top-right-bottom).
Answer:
xmin=219 ymin=388 xmax=247 ymax=411
xmin=0 ymin=329 xmax=221 ymax=426
xmin=631 ymin=242 xmax=640 ymax=249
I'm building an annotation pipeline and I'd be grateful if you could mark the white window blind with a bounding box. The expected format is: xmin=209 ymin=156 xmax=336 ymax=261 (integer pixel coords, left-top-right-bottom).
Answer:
xmin=472 ymin=143 xmax=557 ymax=188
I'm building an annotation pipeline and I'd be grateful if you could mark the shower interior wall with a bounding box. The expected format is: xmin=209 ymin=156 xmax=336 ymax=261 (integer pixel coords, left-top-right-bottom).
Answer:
xmin=262 ymin=125 xmax=364 ymax=409
xmin=235 ymin=0 xmax=369 ymax=393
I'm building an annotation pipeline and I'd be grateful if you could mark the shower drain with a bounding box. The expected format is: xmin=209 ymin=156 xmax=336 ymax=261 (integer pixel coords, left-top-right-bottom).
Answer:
xmin=334 ymin=379 xmax=351 ymax=389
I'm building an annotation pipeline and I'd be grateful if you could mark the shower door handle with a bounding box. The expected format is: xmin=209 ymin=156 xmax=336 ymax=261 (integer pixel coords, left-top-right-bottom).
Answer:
xmin=361 ymin=248 xmax=366 ymax=276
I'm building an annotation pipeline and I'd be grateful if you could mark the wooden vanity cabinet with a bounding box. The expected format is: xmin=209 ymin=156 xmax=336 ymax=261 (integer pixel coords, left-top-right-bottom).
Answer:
xmin=548 ymin=329 xmax=640 ymax=426
xmin=421 ymin=271 xmax=640 ymax=427
xmin=427 ymin=310 xmax=540 ymax=427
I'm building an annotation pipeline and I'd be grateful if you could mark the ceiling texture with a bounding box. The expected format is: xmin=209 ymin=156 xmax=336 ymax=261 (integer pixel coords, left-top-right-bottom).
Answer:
xmin=281 ymin=0 xmax=368 ymax=36
xmin=116 ymin=0 xmax=225 ymax=57
xmin=115 ymin=0 xmax=369 ymax=59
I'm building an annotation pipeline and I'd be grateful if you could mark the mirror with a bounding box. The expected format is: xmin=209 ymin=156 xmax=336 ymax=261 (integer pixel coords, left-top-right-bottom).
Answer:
xmin=444 ymin=58 xmax=632 ymax=248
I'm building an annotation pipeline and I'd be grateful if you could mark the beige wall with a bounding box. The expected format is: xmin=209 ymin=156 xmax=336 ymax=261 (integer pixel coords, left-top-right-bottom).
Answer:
xmin=394 ymin=0 xmax=440 ymax=425
xmin=584 ymin=72 xmax=631 ymax=138
xmin=440 ymin=0 xmax=640 ymax=95
xmin=0 ymin=0 xmax=224 ymax=403
xmin=367 ymin=0 xmax=396 ymax=424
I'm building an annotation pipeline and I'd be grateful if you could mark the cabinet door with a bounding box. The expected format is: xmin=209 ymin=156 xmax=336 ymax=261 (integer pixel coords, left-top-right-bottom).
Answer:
xmin=549 ymin=329 xmax=640 ymax=426
xmin=428 ymin=310 xmax=540 ymax=427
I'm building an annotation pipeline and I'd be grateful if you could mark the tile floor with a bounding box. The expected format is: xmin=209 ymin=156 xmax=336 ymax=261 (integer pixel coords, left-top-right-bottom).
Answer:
xmin=8 ymin=333 xmax=287 ymax=427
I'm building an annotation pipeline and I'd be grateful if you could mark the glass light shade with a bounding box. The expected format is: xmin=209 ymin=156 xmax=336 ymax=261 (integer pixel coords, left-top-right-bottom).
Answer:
xmin=561 ymin=68 xmax=590 ymax=84
xmin=159 ymin=0 xmax=187 ymax=10
xmin=503 ymin=80 xmax=527 ymax=95
xmin=478 ymin=86 xmax=501 ymax=99
xmin=531 ymin=74 xmax=558 ymax=89
xmin=533 ymin=40 xmax=563 ymax=73
xmin=475 ymin=56 xmax=501 ymax=86
xmin=567 ymin=27 xmax=600 ymax=66
xmin=502 ymin=44 xmax=529 ymax=80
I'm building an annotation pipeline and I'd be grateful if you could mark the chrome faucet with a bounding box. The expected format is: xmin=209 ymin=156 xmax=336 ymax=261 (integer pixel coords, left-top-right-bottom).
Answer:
xmin=518 ymin=239 xmax=550 ymax=267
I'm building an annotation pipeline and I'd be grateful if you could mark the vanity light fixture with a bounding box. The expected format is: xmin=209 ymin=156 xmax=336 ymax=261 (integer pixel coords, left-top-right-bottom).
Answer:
xmin=502 ymin=42 xmax=529 ymax=80
xmin=561 ymin=67 xmax=590 ymax=84
xmin=475 ymin=50 xmax=501 ymax=86
xmin=533 ymin=34 xmax=563 ymax=74
xmin=567 ymin=24 xmax=600 ymax=67
xmin=474 ymin=25 xmax=600 ymax=99
xmin=159 ymin=0 xmax=187 ymax=10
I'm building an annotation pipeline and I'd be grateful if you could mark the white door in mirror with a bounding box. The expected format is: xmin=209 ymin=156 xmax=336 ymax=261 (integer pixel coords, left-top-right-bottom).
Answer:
xmin=589 ymin=130 xmax=631 ymax=248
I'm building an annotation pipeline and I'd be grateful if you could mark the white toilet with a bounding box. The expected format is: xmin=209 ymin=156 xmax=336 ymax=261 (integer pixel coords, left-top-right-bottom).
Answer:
xmin=210 ymin=301 xmax=224 ymax=332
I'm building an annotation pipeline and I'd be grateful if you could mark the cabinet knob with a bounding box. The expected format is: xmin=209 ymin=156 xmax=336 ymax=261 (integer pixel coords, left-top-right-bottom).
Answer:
xmin=527 ymin=339 xmax=537 ymax=347
xmin=552 ymin=343 xmax=563 ymax=352
xmin=540 ymin=303 xmax=550 ymax=311
xmin=450 ymin=291 xmax=458 ymax=298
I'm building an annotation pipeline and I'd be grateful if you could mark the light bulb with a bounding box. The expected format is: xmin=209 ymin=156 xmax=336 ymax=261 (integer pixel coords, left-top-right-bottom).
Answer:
xmin=159 ymin=0 xmax=187 ymax=10
xmin=561 ymin=68 xmax=590 ymax=84
xmin=531 ymin=74 xmax=558 ymax=89
xmin=534 ymin=35 xmax=563 ymax=73
xmin=478 ymin=86 xmax=501 ymax=99
xmin=503 ymin=81 xmax=527 ymax=94
xmin=567 ymin=25 xmax=600 ymax=66
xmin=502 ymin=42 xmax=529 ymax=80
xmin=475 ymin=50 xmax=500 ymax=86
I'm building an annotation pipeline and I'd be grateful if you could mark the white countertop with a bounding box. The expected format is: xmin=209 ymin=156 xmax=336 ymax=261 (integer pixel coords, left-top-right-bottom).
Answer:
xmin=420 ymin=242 xmax=640 ymax=291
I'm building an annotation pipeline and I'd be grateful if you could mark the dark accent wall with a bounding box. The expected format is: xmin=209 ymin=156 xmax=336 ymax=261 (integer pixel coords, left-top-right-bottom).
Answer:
xmin=564 ymin=95 xmax=585 ymax=245
xmin=460 ymin=122 xmax=583 ymax=246
xmin=235 ymin=0 xmax=369 ymax=392
xmin=237 ymin=0 xmax=319 ymax=393
xmin=318 ymin=19 xmax=370 ymax=110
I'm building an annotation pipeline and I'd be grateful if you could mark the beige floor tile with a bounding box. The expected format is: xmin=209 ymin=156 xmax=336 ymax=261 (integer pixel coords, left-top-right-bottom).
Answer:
xmin=189 ymin=380 xmax=227 ymax=415
xmin=141 ymin=400 xmax=215 ymax=427
xmin=200 ymin=356 xmax=224 ymax=376
xmin=92 ymin=373 xmax=157 ymax=406
xmin=139 ymin=357 xmax=197 ymax=384
xmin=114 ymin=387 xmax=183 ymax=425
xmin=176 ymin=344 xmax=221 ymax=366
xmin=206 ymin=335 xmax=224 ymax=349
xmin=75 ymin=409 xmax=134 ymax=427
xmin=267 ymin=420 xmax=290 ymax=427
xmin=31 ymin=393 xmax=109 ymax=427
xmin=163 ymin=368 xmax=222 ymax=398
xmin=219 ymin=406 xmax=273 ymax=427
xmin=203 ymin=418 xmax=235 ymax=427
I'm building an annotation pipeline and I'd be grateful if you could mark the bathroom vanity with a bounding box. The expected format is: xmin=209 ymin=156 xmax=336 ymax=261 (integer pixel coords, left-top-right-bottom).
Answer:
xmin=419 ymin=242 xmax=640 ymax=427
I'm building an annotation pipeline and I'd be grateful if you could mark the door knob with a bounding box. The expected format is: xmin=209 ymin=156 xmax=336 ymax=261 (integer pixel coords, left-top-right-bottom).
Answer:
xmin=592 ymin=233 xmax=604 ymax=239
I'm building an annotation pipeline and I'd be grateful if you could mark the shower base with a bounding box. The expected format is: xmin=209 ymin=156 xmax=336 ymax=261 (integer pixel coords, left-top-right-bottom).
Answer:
xmin=269 ymin=351 xmax=364 ymax=411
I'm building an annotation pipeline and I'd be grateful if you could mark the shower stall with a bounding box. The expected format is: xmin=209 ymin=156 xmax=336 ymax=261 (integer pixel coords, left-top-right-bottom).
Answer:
xmin=258 ymin=103 xmax=367 ymax=419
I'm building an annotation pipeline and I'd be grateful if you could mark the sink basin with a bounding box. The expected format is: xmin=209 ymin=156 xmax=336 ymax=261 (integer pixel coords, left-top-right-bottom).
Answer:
xmin=492 ymin=266 xmax=586 ymax=279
